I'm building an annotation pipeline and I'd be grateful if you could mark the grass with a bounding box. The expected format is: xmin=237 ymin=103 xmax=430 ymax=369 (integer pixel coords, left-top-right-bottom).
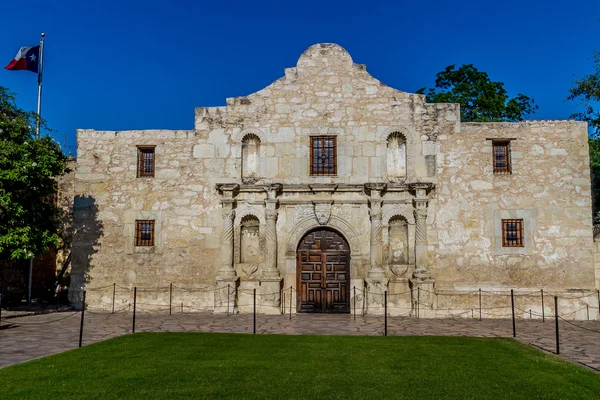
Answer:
xmin=1 ymin=333 xmax=599 ymax=399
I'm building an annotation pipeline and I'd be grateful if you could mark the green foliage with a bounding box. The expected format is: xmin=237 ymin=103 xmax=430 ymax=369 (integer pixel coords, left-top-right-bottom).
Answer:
xmin=1 ymin=333 xmax=599 ymax=399
xmin=568 ymin=51 xmax=600 ymax=138
xmin=0 ymin=86 xmax=68 ymax=260
xmin=589 ymin=138 xmax=600 ymax=221
xmin=417 ymin=64 xmax=538 ymax=122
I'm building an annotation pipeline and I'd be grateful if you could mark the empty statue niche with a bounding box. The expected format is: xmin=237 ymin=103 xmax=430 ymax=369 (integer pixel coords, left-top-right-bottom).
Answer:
xmin=242 ymin=134 xmax=261 ymax=182
xmin=388 ymin=215 xmax=409 ymax=265
xmin=240 ymin=215 xmax=260 ymax=264
xmin=387 ymin=132 xmax=407 ymax=179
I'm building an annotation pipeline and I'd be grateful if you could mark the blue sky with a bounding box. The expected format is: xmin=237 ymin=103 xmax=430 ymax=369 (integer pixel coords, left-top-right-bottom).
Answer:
xmin=1 ymin=0 xmax=599 ymax=151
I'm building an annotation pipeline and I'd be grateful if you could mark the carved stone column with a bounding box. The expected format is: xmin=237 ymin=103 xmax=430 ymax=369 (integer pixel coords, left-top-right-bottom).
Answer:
xmin=219 ymin=200 xmax=236 ymax=278
xmin=365 ymin=184 xmax=386 ymax=278
xmin=215 ymin=184 xmax=239 ymax=314
xmin=263 ymin=202 xmax=279 ymax=278
xmin=260 ymin=184 xmax=282 ymax=314
xmin=365 ymin=183 xmax=388 ymax=315
xmin=410 ymin=184 xmax=435 ymax=317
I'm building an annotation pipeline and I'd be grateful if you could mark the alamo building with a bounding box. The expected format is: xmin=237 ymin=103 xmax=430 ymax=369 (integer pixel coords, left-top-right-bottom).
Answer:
xmin=70 ymin=43 xmax=598 ymax=318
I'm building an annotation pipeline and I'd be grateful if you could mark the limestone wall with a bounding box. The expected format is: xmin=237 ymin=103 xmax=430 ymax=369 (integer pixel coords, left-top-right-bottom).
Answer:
xmin=70 ymin=43 xmax=597 ymax=319
xmin=435 ymin=121 xmax=594 ymax=293
xmin=72 ymin=44 xmax=457 ymax=310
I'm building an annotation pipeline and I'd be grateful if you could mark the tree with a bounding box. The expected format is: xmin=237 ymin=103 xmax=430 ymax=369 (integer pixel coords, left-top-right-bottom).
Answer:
xmin=417 ymin=64 xmax=538 ymax=122
xmin=568 ymin=51 xmax=600 ymax=220
xmin=0 ymin=86 xmax=68 ymax=261
xmin=568 ymin=51 xmax=600 ymax=137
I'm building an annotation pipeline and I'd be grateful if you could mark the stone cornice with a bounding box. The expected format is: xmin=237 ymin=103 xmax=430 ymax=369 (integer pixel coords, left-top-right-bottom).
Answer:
xmin=236 ymin=182 xmax=435 ymax=194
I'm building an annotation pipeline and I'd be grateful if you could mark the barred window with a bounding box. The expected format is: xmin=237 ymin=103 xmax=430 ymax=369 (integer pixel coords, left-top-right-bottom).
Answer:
xmin=492 ymin=140 xmax=511 ymax=174
xmin=135 ymin=220 xmax=155 ymax=246
xmin=310 ymin=136 xmax=337 ymax=175
xmin=502 ymin=219 xmax=523 ymax=247
xmin=137 ymin=146 xmax=155 ymax=177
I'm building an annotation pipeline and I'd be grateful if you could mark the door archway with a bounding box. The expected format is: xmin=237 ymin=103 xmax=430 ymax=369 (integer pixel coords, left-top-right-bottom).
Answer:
xmin=297 ymin=229 xmax=350 ymax=313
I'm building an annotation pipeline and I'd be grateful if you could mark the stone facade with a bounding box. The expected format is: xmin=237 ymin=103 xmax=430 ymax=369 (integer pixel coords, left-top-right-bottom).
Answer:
xmin=70 ymin=43 xmax=597 ymax=319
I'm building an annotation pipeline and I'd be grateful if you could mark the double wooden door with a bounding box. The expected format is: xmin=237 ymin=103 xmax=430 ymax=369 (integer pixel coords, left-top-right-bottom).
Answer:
xmin=297 ymin=229 xmax=350 ymax=313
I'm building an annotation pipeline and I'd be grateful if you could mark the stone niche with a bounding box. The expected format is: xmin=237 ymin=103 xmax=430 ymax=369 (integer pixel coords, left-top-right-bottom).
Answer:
xmin=236 ymin=215 xmax=261 ymax=312
xmin=386 ymin=215 xmax=413 ymax=315
xmin=386 ymin=132 xmax=407 ymax=179
xmin=240 ymin=215 xmax=260 ymax=264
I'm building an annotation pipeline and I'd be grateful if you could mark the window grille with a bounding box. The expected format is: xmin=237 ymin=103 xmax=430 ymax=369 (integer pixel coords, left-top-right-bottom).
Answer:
xmin=502 ymin=219 xmax=523 ymax=247
xmin=310 ymin=136 xmax=337 ymax=175
xmin=492 ymin=141 xmax=511 ymax=174
xmin=135 ymin=220 xmax=155 ymax=246
xmin=137 ymin=146 xmax=155 ymax=177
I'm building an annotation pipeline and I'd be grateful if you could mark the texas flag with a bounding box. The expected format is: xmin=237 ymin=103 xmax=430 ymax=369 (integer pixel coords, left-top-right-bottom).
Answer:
xmin=4 ymin=46 xmax=40 ymax=73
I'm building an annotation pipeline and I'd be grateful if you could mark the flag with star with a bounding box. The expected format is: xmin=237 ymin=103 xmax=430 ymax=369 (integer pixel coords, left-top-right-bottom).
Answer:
xmin=4 ymin=45 xmax=40 ymax=73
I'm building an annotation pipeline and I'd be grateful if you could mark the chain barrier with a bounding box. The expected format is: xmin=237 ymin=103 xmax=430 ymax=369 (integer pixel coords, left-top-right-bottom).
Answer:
xmin=6 ymin=311 xmax=79 ymax=325
xmin=557 ymin=316 xmax=600 ymax=334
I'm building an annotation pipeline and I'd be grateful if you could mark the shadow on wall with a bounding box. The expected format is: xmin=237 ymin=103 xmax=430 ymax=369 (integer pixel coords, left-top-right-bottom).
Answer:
xmin=68 ymin=195 xmax=104 ymax=309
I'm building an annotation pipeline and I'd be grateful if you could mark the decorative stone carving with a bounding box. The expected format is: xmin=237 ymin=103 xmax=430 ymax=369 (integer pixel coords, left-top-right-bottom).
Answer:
xmin=241 ymin=264 xmax=259 ymax=279
xmin=296 ymin=206 xmax=314 ymax=221
xmin=313 ymin=201 xmax=333 ymax=225
xmin=332 ymin=205 xmax=351 ymax=221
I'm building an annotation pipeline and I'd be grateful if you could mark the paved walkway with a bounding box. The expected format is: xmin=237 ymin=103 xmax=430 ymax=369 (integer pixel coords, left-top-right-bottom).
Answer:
xmin=1 ymin=311 xmax=600 ymax=371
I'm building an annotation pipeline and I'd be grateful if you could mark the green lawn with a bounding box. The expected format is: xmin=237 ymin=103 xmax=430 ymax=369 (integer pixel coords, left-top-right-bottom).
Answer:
xmin=1 ymin=333 xmax=599 ymax=399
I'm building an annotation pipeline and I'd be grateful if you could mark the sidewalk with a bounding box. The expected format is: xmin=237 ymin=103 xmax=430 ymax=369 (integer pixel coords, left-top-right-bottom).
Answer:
xmin=1 ymin=311 xmax=599 ymax=371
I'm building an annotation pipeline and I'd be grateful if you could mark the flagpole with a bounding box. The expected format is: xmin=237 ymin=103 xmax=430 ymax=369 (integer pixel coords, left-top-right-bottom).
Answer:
xmin=29 ymin=32 xmax=44 ymax=305
xmin=35 ymin=32 xmax=45 ymax=138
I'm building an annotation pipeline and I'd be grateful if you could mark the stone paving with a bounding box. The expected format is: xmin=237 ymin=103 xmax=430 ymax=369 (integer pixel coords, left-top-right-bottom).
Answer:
xmin=1 ymin=311 xmax=600 ymax=371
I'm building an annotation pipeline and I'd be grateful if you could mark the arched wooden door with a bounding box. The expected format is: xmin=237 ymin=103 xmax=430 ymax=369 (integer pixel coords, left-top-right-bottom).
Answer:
xmin=297 ymin=229 xmax=350 ymax=313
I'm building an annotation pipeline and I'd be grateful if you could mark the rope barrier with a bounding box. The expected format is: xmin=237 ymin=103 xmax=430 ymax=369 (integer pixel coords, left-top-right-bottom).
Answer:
xmin=7 ymin=311 xmax=79 ymax=325
xmin=557 ymin=316 xmax=600 ymax=334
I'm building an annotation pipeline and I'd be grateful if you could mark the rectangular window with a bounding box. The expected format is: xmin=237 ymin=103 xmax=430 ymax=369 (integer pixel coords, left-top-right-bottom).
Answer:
xmin=492 ymin=140 xmax=511 ymax=174
xmin=137 ymin=146 xmax=155 ymax=177
xmin=502 ymin=219 xmax=523 ymax=247
xmin=310 ymin=136 xmax=337 ymax=175
xmin=135 ymin=220 xmax=155 ymax=246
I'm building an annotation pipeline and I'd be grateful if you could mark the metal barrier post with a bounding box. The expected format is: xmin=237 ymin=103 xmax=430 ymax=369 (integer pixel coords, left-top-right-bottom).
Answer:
xmin=253 ymin=289 xmax=256 ymax=334
xmin=353 ymin=286 xmax=356 ymax=321
xmin=56 ymin=286 xmax=60 ymax=310
xmin=587 ymin=304 xmax=590 ymax=321
xmin=529 ymin=309 xmax=532 ymax=319
xmin=79 ymin=290 xmax=86 ymax=347
xmin=282 ymin=288 xmax=285 ymax=315
xmin=511 ymin=289 xmax=516 ymax=338
xmin=554 ymin=296 xmax=559 ymax=355
xmin=133 ymin=287 xmax=137 ymax=334
xmin=597 ymin=289 xmax=600 ymax=317
xmin=111 ymin=283 xmax=115 ymax=314
xmin=479 ymin=288 xmax=482 ymax=321
xmin=0 ymin=279 xmax=3 ymax=328
xmin=289 ymin=286 xmax=292 ymax=320
xmin=541 ymin=289 xmax=545 ymax=322
xmin=384 ymin=291 xmax=388 ymax=337
xmin=169 ymin=283 xmax=172 ymax=315
xmin=417 ymin=287 xmax=420 ymax=319
xmin=227 ymin=284 xmax=230 ymax=317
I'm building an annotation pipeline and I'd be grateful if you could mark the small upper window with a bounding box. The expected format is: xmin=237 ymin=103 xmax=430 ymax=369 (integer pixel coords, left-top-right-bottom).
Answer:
xmin=310 ymin=136 xmax=337 ymax=176
xmin=492 ymin=140 xmax=511 ymax=174
xmin=502 ymin=219 xmax=523 ymax=247
xmin=135 ymin=220 xmax=155 ymax=246
xmin=137 ymin=146 xmax=155 ymax=177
